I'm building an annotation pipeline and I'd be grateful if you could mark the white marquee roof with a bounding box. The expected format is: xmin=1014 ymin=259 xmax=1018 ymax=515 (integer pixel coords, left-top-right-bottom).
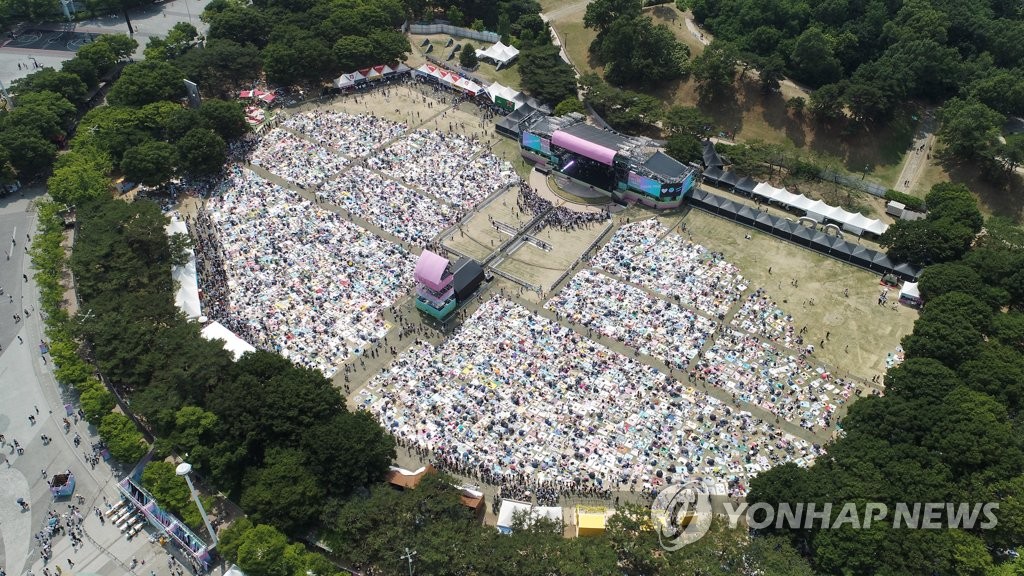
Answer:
xmin=475 ymin=41 xmax=520 ymax=65
xmin=751 ymin=182 xmax=888 ymax=235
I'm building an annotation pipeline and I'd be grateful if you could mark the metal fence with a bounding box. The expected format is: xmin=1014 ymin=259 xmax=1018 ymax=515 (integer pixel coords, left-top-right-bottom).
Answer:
xmin=409 ymin=21 xmax=500 ymax=43
xmin=819 ymin=169 xmax=889 ymax=197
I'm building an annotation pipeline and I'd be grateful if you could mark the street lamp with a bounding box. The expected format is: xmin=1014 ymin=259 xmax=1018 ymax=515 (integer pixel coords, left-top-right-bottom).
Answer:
xmin=176 ymin=462 xmax=218 ymax=548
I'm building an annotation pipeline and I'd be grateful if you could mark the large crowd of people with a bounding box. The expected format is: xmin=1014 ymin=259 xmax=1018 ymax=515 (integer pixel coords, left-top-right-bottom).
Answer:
xmin=250 ymin=128 xmax=349 ymax=189
xmin=317 ymin=165 xmax=457 ymax=245
xmin=546 ymin=269 xmax=717 ymax=370
xmin=364 ymin=296 xmax=822 ymax=498
xmin=198 ymin=167 xmax=414 ymax=376
xmin=177 ymin=93 xmax=870 ymax=504
xmin=592 ymin=220 xmax=746 ymax=319
xmin=282 ymin=110 xmax=408 ymax=157
xmin=517 ymin=182 xmax=610 ymax=230
xmin=369 ymin=129 xmax=518 ymax=209
xmin=695 ymin=329 xmax=856 ymax=431
xmin=730 ymin=288 xmax=799 ymax=345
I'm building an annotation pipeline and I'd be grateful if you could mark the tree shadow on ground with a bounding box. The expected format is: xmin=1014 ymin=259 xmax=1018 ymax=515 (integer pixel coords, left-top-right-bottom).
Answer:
xmin=650 ymin=5 xmax=679 ymax=24
xmin=747 ymin=78 xmax=807 ymax=147
xmin=943 ymin=160 xmax=1024 ymax=221
xmin=690 ymin=83 xmax=744 ymax=137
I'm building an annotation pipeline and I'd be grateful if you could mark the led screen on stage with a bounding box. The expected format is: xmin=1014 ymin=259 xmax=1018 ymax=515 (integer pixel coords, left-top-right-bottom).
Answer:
xmin=628 ymin=171 xmax=663 ymax=198
xmin=521 ymin=132 xmax=550 ymax=154
xmin=681 ymin=172 xmax=696 ymax=195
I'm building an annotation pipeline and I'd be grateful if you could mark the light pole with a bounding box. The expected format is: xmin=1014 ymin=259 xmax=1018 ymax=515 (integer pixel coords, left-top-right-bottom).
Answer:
xmin=400 ymin=547 xmax=417 ymax=576
xmin=176 ymin=462 xmax=218 ymax=548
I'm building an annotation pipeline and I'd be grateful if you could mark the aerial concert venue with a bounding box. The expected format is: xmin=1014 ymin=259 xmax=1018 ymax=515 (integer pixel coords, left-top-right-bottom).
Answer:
xmin=509 ymin=114 xmax=697 ymax=208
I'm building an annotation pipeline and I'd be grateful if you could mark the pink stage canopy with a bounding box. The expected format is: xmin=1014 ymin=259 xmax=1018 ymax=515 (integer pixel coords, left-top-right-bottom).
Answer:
xmin=414 ymin=250 xmax=451 ymax=291
xmin=551 ymin=130 xmax=617 ymax=165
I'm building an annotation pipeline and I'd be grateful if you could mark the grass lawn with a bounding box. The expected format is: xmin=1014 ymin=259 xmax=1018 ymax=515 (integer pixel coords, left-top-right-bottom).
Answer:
xmin=644 ymin=4 xmax=705 ymax=56
xmin=549 ymin=19 xmax=601 ymax=75
xmin=491 ymin=137 xmax=533 ymax=179
xmin=674 ymin=208 xmax=918 ymax=381
xmin=472 ymin=59 xmax=522 ymax=89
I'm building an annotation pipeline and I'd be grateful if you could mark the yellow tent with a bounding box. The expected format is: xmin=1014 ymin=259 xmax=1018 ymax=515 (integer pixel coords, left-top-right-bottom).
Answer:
xmin=575 ymin=505 xmax=607 ymax=537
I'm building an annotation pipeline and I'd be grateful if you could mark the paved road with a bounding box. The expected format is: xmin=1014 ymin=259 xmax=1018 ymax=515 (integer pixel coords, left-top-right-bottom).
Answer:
xmin=0 ymin=0 xmax=208 ymax=88
xmin=0 ymin=191 xmax=32 ymax=353
xmin=893 ymin=109 xmax=937 ymax=193
xmin=0 ymin=191 xmax=224 ymax=576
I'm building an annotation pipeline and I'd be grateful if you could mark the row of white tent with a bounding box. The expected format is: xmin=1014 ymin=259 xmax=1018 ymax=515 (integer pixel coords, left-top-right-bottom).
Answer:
xmin=166 ymin=216 xmax=257 ymax=362
xmin=411 ymin=63 xmax=484 ymax=95
xmin=752 ymin=182 xmax=889 ymax=236
xmin=332 ymin=63 xmax=412 ymax=89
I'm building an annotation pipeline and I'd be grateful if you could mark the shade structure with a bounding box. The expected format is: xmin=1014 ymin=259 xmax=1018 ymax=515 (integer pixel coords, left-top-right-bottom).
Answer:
xmin=703 ymin=139 xmax=724 ymax=168
xmin=719 ymin=170 xmax=739 ymax=188
xmin=735 ymin=176 xmax=757 ymax=195
xmin=414 ymin=250 xmax=452 ymax=292
xmin=892 ymin=261 xmax=920 ymax=280
xmin=848 ymin=245 xmax=874 ymax=267
xmin=869 ymin=250 xmax=895 ymax=272
xmin=735 ymin=204 xmax=758 ymax=225
xmin=791 ymin=225 xmax=814 ymax=246
xmin=201 ymin=321 xmax=255 ymax=361
xmin=702 ymin=165 xmax=724 ymax=182
xmin=551 ymin=130 xmax=617 ymax=165
xmin=753 ymin=210 xmax=776 ymax=231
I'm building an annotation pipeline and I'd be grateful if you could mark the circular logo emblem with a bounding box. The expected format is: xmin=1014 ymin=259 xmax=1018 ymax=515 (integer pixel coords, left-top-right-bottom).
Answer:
xmin=651 ymin=481 xmax=713 ymax=550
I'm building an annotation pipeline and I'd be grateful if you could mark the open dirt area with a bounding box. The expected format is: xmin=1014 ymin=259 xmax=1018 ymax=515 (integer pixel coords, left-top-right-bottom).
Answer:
xmin=671 ymin=208 xmax=917 ymax=381
xmin=495 ymin=219 xmax=611 ymax=296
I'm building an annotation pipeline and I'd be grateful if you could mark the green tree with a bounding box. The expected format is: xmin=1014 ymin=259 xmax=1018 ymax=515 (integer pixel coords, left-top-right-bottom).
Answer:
xmin=75 ymin=42 xmax=119 ymax=79
xmin=198 ymin=99 xmax=249 ymax=141
xmin=240 ymin=449 xmax=325 ymax=536
xmin=665 ymin=133 xmax=702 ymax=163
xmin=459 ymin=43 xmax=478 ymax=68
xmin=691 ymin=40 xmax=738 ymax=101
xmin=583 ymin=0 xmax=642 ymax=33
xmin=12 ymin=69 xmax=88 ymax=106
xmin=333 ymin=35 xmax=376 ymax=72
xmin=664 ymin=105 xmax=711 ymax=137
xmin=61 ymin=58 xmax=100 ymax=90
xmin=80 ymin=383 xmax=117 ymax=422
xmin=7 ymin=91 xmax=76 ymax=139
xmin=553 ymin=97 xmax=586 ymax=116
xmin=121 ymin=141 xmax=178 ymax=186
xmin=107 ymin=60 xmax=186 ymax=107
xmin=176 ymin=128 xmax=226 ymax=176
xmin=518 ymin=42 xmax=578 ymax=105
xmin=789 ymin=27 xmax=842 ymax=86
xmin=937 ymin=97 xmax=1004 ymax=161
xmin=98 ymin=412 xmax=148 ymax=463
xmin=144 ymin=22 xmax=199 ymax=61
xmin=94 ymin=33 xmax=138 ymax=61
xmin=207 ymin=6 xmax=271 ymax=48
xmin=234 ymin=524 xmax=292 ymax=576
xmin=47 ymin=160 xmax=110 ymax=205
xmin=446 ymin=5 xmax=464 ymax=25
xmin=808 ymin=82 xmax=845 ymax=120
xmin=174 ymin=39 xmax=263 ymax=99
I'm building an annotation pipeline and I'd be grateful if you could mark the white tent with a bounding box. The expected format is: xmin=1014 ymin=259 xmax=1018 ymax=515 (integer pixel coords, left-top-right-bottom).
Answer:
xmin=475 ymin=41 xmax=520 ymax=67
xmin=201 ymin=321 xmax=256 ymax=361
xmin=750 ymin=182 xmax=888 ymax=235
xmin=165 ymin=218 xmax=202 ymax=320
xmin=485 ymin=82 xmax=525 ymax=109
xmin=496 ymin=500 xmax=563 ymax=533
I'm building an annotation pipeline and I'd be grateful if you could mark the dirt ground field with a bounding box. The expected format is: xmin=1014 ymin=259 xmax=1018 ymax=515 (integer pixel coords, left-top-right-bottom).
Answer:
xmin=671 ymin=208 xmax=917 ymax=381
xmin=443 ymin=186 xmax=530 ymax=260
xmin=496 ymin=219 xmax=611 ymax=297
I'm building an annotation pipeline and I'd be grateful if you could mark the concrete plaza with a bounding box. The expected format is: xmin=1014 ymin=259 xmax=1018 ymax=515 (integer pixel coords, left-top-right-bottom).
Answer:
xmin=0 ymin=190 xmax=223 ymax=576
xmin=0 ymin=0 xmax=208 ymax=88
